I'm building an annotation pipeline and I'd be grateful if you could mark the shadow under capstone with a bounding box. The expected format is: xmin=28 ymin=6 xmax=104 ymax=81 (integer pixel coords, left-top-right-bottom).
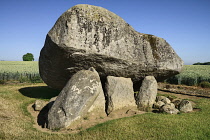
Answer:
xmin=19 ymin=86 xmax=60 ymax=100
xmin=19 ymin=86 xmax=60 ymax=128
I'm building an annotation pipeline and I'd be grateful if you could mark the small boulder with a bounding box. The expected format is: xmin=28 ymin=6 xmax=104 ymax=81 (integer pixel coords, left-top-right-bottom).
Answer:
xmin=172 ymin=99 xmax=182 ymax=108
xmin=156 ymin=96 xmax=171 ymax=104
xmin=136 ymin=76 xmax=157 ymax=111
xmin=33 ymin=100 xmax=47 ymax=111
xmin=179 ymin=100 xmax=193 ymax=113
xmin=153 ymin=101 xmax=165 ymax=109
xmin=105 ymin=76 xmax=136 ymax=115
xmin=47 ymin=67 xmax=104 ymax=130
xmin=160 ymin=103 xmax=179 ymax=114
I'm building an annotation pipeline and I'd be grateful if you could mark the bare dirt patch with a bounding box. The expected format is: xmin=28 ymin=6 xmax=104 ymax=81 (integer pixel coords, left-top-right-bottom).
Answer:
xmin=28 ymin=104 xmax=145 ymax=134
xmin=158 ymin=83 xmax=210 ymax=98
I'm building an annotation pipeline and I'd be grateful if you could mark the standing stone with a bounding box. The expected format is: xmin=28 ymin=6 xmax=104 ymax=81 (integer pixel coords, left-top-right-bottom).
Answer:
xmin=178 ymin=100 xmax=193 ymax=113
xmin=137 ymin=76 xmax=157 ymax=111
xmin=85 ymin=68 xmax=105 ymax=114
xmin=88 ymin=80 xmax=105 ymax=114
xmin=47 ymin=67 xmax=104 ymax=130
xmin=47 ymin=96 xmax=57 ymax=109
xmin=105 ymin=76 xmax=136 ymax=115
xmin=39 ymin=4 xmax=183 ymax=90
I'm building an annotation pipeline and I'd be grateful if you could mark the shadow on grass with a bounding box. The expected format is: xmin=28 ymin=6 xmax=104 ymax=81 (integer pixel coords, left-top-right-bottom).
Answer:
xmin=38 ymin=105 xmax=50 ymax=128
xmin=19 ymin=86 xmax=61 ymax=128
xmin=19 ymin=86 xmax=60 ymax=100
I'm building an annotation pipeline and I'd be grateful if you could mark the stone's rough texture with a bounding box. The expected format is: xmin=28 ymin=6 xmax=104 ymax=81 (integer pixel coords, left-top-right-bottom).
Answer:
xmin=47 ymin=96 xmax=57 ymax=109
xmin=39 ymin=4 xmax=184 ymax=90
xmin=160 ymin=103 xmax=180 ymax=114
xmin=179 ymin=100 xmax=193 ymax=113
xmin=88 ymin=87 xmax=105 ymax=113
xmin=172 ymin=99 xmax=182 ymax=108
xmin=47 ymin=68 xmax=104 ymax=130
xmin=34 ymin=100 xmax=47 ymax=111
xmin=137 ymin=76 xmax=157 ymax=111
xmin=156 ymin=96 xmax=171 ymax=104
xmin=87 ymin=70 xmax=105 ymax=114
xmin=105 ymin=76 xmax=135 ymax=115
xmin=153 ymin=101 xmax=165 ymax=109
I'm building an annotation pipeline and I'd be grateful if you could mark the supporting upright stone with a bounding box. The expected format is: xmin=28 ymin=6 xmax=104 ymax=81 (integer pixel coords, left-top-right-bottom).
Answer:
xmin=136 ymin=76 xmax=157 ymax=111
xmin=87 ymin=68 xmax=106 ymax=117
xmin=105 ymin=76 xmax=136 ymax=115
xmin=47 ymin=67 xmax=104 ymax=130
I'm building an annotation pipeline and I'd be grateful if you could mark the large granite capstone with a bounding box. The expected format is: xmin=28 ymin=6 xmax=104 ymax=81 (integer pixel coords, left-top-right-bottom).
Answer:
xmin=39 ymin=4 xmax=183 ymax=89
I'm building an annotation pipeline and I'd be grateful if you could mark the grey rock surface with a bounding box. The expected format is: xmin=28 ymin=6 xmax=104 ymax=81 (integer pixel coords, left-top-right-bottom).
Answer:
xmin=87 ymin=67 xmax=105 ymax=114
xmin=34 ymin=100 xmax=47 ymax=111
xmin=105 ymin=76 xmax=136 ymax=115
xmin=172 ymin=99 xmax=182 ymax=108
xmin=47 ymin=68 xmax=104 ymax=130
xmin=179 ymin=100 xmax=193 ymax=113
xmin=153 ymin=101 xmax=165 ymax=109
xmin=39 ymin=4 xmax=183 ymax=90
xmin=88 ymin=86 xmax=105 ymax=113
xmin=160 ymin=103 xmax=180 ymax=114
xmin=156 ymin=96 xmax=171 ymax=104
xmin=47 ymin=96 xmax=57 ymax=109
xmin=137 ymin=76 xmax=157 ymax=111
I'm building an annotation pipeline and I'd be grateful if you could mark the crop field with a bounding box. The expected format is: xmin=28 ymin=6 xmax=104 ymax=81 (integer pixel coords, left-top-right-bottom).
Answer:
xmin=1 ymin=61 xmax=210 ymax=86
xmin=166 ymin=65 xmax=210 ymax=86
xmin=0 ymin=61 xmax=42 ymax=83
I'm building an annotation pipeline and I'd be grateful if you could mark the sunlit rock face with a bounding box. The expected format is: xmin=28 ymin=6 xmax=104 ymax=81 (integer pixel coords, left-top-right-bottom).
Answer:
xmin=39 ymin=4 xmax=183 ymax=90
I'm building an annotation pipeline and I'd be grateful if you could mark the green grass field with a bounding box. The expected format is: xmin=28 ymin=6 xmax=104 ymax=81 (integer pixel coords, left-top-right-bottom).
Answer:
xmin=0 ymin=83 xmax=210 ymax=139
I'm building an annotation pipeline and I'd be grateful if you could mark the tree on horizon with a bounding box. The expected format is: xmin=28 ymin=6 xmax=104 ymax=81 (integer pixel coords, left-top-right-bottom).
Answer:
xmin=22 ymin=53 xmax=34 ymax=61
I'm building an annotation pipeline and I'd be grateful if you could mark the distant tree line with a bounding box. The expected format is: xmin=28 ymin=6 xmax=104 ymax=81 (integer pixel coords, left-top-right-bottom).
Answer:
xmin=193 ymin=62 xmax=210 ymax=65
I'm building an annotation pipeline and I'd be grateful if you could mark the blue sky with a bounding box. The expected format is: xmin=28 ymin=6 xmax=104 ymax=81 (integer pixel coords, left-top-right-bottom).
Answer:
xmin=0 ymin=0 xmax=209 ymax=64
